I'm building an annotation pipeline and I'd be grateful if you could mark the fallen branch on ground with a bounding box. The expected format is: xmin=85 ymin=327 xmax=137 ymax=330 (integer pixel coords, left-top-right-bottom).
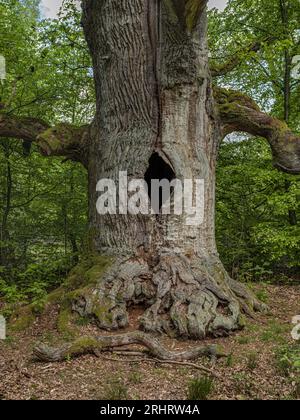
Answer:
xmin=33 ymin=331 xmax=226 ymax=365
xmin=102 ymin=355 xmax=220 ymax=378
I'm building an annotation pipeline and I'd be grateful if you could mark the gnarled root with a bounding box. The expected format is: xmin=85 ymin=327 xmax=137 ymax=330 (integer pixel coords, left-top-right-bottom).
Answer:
xmin=70 ymin=251 xmax=267 ymax=340
xmin=33 ymin=331 xmax=224 ymax=363
xmin=228 ymin=277 xmax=268 ymax=315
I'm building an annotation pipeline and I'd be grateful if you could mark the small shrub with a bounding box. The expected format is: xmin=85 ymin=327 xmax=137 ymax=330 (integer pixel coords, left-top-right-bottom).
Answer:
xmin=233 ymin=372 xmax=255 ymax=396
xmin=103 ymin=377 xmax=128 ymax=400
xmin=246 ymin=352 xmax=258 ymax=371
xmin=0 ymin=279 xmax=26 ymax=303
xmin=187 ymin=376 xmax=214 ymax=400
xmin=128 ymin=370 xmax=143 ymax=384
xmin=275 ymin=345 xmax=300 ymax=377
xmin=226 ymin=353 xmax=234 ymax=367
xmin=260 ymin=321 xmax=289 ymax=343
xmin=255 ymin=288 xmax=269 ymax=303
xmin=75 ymin=315 xmax=90 ymax=326
xmin=0 ymin=258 xmax=73 ymax=306
xmin=237 ymin=336 xmax=250 ymax=345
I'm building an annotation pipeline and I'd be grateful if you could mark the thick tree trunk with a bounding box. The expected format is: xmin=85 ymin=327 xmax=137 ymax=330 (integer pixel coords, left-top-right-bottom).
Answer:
xmin=75 ymin=0 xmax=265 ymax=339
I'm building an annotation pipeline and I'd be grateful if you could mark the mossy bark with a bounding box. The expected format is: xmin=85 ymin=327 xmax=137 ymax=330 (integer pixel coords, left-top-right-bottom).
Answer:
xmin=33 ymin=330 xmax=225 ymax=363
xmin=214 ymin=86 xmax=300 ymax=174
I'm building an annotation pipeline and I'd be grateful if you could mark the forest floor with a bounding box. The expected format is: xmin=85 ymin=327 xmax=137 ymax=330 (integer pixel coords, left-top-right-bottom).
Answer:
xmin=0 ymin=283 xmax=299 ymax=400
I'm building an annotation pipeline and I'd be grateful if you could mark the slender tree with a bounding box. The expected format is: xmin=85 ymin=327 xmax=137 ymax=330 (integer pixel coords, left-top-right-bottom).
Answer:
xmin=0 ymin=0 xmax=299 ymax=339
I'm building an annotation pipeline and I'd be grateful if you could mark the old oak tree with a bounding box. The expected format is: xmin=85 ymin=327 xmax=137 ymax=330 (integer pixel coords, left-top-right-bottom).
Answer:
xmin=0 ymin=0 xmax=299 ymax=360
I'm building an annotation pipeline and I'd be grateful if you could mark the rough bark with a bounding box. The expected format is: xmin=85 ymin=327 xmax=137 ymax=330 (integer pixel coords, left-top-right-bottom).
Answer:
xmin=37 ymin=123 xmax=90 ymax=167
xmin=70 ymin=0 xmax=267 ymax=341
xmin=0 ymin=112 xmax=90 ymax=167
xmin=0 ymin=113 xmax=49 ymax=141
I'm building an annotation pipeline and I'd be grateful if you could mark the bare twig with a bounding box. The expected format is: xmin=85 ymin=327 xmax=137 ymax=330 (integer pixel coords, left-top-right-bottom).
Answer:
xmin=102 ymin=355 xmax=220 ymax=378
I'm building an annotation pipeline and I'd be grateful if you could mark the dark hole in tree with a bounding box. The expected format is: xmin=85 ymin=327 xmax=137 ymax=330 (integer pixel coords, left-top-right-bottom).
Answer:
xmin=144 ymin=153 xmax=175 ymax=210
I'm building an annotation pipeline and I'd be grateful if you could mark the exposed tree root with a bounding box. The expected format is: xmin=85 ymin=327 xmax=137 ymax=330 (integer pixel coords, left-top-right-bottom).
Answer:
xmin=70 ymin=252 xmax=268 ymax=340
xmin=228 ymin=277 xmax=268 ymax=315
xmin=33 ymin=331 xmax=225 ymax=364
xmin=7 ymin=252 xmax=268 ymax=346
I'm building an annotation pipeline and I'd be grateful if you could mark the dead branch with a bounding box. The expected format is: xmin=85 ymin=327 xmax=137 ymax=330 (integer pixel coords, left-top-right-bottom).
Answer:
xmin=33 ymin=331 xmax=225 ymax=366
xmin=102 ymin=355 xmax=220 ymax=378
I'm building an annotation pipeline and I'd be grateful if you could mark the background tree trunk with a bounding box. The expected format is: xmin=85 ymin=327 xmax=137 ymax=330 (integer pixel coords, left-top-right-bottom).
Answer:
xmin=0 ymin=141 xmax=14 ymax=267
xmin=76 ymin=0 xmax=265 ymax=339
